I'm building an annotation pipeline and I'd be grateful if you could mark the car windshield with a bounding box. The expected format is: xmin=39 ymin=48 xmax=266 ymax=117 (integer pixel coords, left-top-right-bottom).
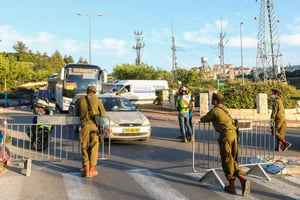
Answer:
xmin=101 ymin=97 xmax=136 ymax=111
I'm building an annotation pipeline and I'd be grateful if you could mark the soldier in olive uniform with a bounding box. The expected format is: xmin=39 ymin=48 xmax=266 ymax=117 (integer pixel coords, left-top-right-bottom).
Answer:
xmin=200 ymin=93 xmax=250 ymax=196
xmin=75 ymin=86 xmax=106 ymax=178
xmin=271 ymin=88 xmax=291 ymax=151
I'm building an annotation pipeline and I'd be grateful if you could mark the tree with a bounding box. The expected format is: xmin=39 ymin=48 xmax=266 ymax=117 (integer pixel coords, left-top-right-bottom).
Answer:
xmin=12 ymin=41 xmax=28 ymax=54
xmin=64 ymin=55 xmax=74 ymax=64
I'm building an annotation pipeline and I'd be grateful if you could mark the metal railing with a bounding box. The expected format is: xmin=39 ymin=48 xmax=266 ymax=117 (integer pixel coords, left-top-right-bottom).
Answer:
xmin=0 ymin=115 xmax=111 ymax=175
xmin=192 ymin=120 xmax=275 ymax=186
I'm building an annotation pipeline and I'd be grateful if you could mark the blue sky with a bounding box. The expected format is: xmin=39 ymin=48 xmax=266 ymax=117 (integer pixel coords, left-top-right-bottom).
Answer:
xmin=1 ymin=0 xmax=300 ymax=73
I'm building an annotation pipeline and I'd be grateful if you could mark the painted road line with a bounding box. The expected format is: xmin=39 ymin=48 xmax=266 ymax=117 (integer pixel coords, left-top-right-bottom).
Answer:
xmin=0 ymin=175 xmax=23 ymax=200
xmin=127 ymin=169 xmax=188 ymax=200
xmin=62 ymin=172 xmax=102 ymax=200
xmin=248 ymin=175 xmax=300 ymax=199
xmin=186 ymin=172 xmax=260 ymax=200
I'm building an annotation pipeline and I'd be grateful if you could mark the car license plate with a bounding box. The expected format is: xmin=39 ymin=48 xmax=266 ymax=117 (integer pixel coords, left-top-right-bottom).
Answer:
xmin=124 ymin=128 xmax=140 ymax=133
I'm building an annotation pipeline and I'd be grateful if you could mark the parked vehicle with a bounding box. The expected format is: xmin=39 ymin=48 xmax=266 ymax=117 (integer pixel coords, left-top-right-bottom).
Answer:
xmin=108 ymin=80 xmax=169 ymax=104
xmin=69 ymin=94 xmax=151 ymax=142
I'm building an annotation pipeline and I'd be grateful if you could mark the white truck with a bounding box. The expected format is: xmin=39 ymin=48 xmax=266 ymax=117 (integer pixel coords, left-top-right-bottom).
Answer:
xmin=109 ymin=80 xmax=169 ymax=104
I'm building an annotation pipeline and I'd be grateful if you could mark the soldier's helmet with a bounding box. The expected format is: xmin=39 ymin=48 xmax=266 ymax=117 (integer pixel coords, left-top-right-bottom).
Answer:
xmin=87 ymin=86 xmax=97 ymax=94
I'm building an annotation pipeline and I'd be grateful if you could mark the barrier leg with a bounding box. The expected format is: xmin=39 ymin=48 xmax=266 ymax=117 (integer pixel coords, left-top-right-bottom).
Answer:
xmin=246 ymin=164 xmax=271 ymax=181
xmin=22 ymin=159 xmax=32 ymax=176
xmin=199 ymin=169 xmax=225 ymax=189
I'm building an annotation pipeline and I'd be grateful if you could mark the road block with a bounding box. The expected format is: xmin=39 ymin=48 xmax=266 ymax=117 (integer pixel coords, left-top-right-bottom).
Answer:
xmin=192 ymin=120 xmax=275 ymax=188
xmin=0 ymin=115 xmax=111 ymax=176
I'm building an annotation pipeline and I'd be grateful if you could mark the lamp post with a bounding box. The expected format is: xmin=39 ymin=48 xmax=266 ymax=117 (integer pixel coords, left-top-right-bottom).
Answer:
xmin=240 ymin=21 xmax=244 ymax=85
xmin=77 ymin=12 xmax=103 ymax=64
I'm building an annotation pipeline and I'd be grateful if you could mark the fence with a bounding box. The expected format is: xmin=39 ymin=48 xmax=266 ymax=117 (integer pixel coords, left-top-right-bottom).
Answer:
xmin=192 ymin=120 xmax=275 ymax=188
xmin=0 ymin=92 xmax=34 ymax=108
xmin=0 ymin=115 xmax=110 ymax=176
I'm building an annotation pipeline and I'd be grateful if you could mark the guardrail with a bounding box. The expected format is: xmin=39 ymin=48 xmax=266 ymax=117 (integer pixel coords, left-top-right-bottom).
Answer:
xmin=192 ymin=120 xmax=275 ymax=188
xmin=0 ymin=92 xmax=34 ymax=108
xmin=0 ymin=115 xmax=110 ymax=176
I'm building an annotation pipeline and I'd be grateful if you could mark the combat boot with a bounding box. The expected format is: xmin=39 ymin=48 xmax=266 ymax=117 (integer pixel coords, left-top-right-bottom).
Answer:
xmin=89 ymin=165 xmax=98 ymax=177
xmin=275 ymin=141 xmax=282 ymax=151
xmin=81 ymin=165 xmax=90 ymax=178
xmin=282 ymin=140 xmax=292 ymax=152
xmin=224 ymin=180 xmax=236 ymax=195
xmin=238 ymin=175 xmax=250 ymax=196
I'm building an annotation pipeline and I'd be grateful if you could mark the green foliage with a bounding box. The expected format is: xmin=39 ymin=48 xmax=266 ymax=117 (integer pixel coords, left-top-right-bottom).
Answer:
xmin=112 ymin=64 xmax=172 ymax=81
xmin=220 ymin=80 xmax=298 ymax=109
xmin=0 ymin=43 xmax=75 ymax=91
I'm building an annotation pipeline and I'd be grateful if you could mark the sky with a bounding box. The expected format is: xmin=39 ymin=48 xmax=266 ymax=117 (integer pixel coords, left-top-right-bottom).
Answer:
xmin=1 ymin=0 xmax=300 ymax=74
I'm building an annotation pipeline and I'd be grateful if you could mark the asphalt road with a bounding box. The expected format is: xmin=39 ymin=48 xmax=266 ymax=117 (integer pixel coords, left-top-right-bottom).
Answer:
xmin=1 ymin=111 xmax=300 ymax=200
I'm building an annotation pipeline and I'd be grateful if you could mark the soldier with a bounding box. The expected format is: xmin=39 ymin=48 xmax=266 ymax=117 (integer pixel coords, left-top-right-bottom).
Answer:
xmin=200 ymin=93 xmax=250 ymax=196
xmin=112 ymin=88 xmax=120 ymax=95
xmin=271 ymin=88 xmax=292 ymax=151
xmin=75 ymin=86 xmax=106 ymax=178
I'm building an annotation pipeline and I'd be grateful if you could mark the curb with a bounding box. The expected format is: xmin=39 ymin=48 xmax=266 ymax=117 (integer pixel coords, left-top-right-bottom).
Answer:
xmin=0 ymin=105 xmax=32 ymax=112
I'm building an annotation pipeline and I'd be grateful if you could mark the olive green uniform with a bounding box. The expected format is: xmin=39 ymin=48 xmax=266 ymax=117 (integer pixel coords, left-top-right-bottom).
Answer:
xmin=200 ymin=104 xmax=243 ymax=181
xmin=75 ymin=94 xmax=106 ymax=167
xmin=271 ymin=97 xmax=286 ymax=142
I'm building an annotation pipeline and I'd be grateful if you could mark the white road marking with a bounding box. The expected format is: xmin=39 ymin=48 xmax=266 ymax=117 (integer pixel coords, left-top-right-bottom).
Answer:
xmin=248 ymin=175 xmax=300 ymax=199
xmin=185 ymin=172 xmax=261 ymax=200
xmin=62 ymin=172 xmax=102 ymax=200
xmin=0 ymin=175 xmax=23 ymax=200
xmin=127 ymin=169 xmax=189 ymax=200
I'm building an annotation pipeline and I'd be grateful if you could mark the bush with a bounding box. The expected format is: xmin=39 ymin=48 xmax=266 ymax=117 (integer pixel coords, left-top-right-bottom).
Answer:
xmin=221 ymin=81 xmax=298 ymax=109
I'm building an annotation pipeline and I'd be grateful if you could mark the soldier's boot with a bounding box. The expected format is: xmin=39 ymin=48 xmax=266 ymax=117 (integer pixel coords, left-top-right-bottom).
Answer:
xmin=275 ymin=141 xmax=282 ymax=151
xmin=81 ymin=165 xmax=90 ymax=178
xmin=89 ymin=165 xmax=98 ymax=177
xmin=238 ymin=175 xmax=250 ymax=196
xmin=282 ymin=140 xmax=292 ymax=152
xmin=224 ymin=180 xmax=237 ymax=195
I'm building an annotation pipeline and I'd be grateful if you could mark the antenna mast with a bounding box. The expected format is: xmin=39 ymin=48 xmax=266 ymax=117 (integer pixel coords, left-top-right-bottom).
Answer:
xmin=171 ymin=23 xmax=178 ymax=82
xmin=132 ymin=31 xmax=145 ymax=65
xmin=255 ymin=0 xmax=286 ymax=82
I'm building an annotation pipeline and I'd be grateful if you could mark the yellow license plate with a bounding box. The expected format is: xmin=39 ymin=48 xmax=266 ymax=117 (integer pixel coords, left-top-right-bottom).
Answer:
xmin=124 ymin=128 xmax=140 ymax=133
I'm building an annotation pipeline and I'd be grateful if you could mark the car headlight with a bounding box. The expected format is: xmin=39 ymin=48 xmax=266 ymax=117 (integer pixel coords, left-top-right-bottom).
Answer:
xmin=142 ymin=118 xmax=150 ymax=126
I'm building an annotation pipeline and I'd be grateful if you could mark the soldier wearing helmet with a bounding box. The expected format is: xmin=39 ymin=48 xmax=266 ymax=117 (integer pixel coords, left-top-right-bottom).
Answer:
xmin=200 ymin=93 xmax=250 ymax=196
xmin=75 ymin=85 xmax=106 ymax=178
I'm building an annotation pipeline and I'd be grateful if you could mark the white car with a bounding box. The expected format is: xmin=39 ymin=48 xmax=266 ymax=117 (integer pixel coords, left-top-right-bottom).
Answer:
xmin=69 ymin=94 xmax=151 ymax=141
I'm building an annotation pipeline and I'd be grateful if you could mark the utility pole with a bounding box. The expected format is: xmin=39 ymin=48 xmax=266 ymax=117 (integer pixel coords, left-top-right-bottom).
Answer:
xmin=255 ymin=0 xmax=286 ymax=82
xmin=132 ymin=31 xmax=145 ymax=65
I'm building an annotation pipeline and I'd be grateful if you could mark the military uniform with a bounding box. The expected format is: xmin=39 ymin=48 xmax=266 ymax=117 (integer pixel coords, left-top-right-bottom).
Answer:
xmin=200 ymin=104 xmax=243 ymax=181
xmin=270 ymin=88 xmax=291 ymax=151
xmin=200 ymin=93 xmax=250 ymax=196
xmin=75 ymin=86 xmax=106 ymax=177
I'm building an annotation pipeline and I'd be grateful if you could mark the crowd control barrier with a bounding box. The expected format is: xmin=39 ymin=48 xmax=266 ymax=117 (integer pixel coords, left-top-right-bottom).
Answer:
xmin=192 ymin=120 xmax=275 ymax=188
xmin=0 ymin=115 xmax=111 ymax=176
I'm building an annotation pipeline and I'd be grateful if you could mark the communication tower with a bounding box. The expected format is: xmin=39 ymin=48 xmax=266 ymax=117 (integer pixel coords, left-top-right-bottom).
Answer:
xmin=255 ymin=0 xmax=286 ymax=82
xmin=132 ymin=31 xmax=145 ymax=65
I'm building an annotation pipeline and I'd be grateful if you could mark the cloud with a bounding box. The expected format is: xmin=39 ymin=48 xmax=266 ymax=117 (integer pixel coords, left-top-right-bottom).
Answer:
xmin=281 ymin=34 xmax=300 ymax=46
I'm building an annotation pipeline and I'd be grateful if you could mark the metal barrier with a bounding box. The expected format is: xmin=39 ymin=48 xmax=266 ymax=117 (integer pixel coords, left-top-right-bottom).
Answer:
xmin=0 ymin=115 xmax=110 ymax=176
xmin=192 ymin=120 xmax=275 ymax=188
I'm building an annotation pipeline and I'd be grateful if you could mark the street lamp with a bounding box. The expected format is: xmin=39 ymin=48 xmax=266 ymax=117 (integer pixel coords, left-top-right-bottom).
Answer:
xmin=77 ymin=12 xmax=103 ymax=64
xmin=240 ymin=22 xmax=244 ymax=85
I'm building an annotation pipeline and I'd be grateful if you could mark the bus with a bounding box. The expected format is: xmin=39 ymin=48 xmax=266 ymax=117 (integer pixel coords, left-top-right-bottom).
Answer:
xmin=52 ymin=64 xmax=103 ymax=111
